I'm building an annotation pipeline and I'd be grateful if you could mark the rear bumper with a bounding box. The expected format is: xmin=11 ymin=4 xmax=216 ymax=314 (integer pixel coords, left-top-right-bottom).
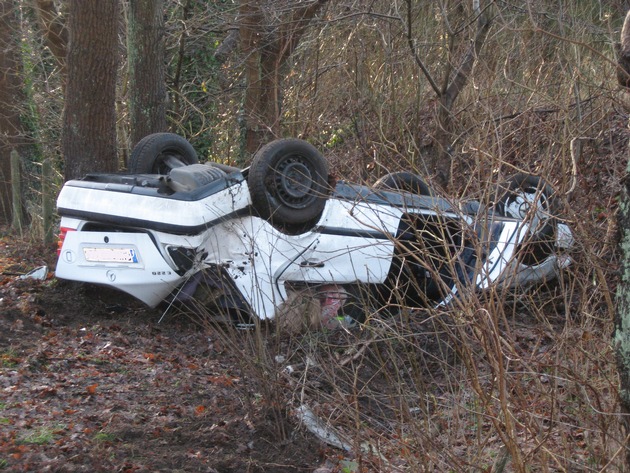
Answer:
xmin=56 ymin=230 xmax=185 ymax=307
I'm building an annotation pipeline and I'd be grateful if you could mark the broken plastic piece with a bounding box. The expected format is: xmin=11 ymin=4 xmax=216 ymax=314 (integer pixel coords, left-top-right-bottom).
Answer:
xmin=20 ymin=266 xmax=48 ymax=280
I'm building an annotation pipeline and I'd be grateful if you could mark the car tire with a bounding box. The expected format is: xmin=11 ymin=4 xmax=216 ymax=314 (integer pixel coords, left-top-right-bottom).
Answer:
xmin=374 ymin=172 xmax=432 ymax=196
xmin=496 ymin=173 xmax=558 ymax=265
xmin=248 ymin=138 xmax=330 ymax=228
xmin=130 ymin=133 xmax=198 ymax=174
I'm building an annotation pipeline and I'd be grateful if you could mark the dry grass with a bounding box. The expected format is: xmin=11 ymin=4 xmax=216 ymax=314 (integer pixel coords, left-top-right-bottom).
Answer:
xmin=177 ymin=138 xmax=624 ymax=471
xmin=133 ymin=3 xmax=630 ymax=468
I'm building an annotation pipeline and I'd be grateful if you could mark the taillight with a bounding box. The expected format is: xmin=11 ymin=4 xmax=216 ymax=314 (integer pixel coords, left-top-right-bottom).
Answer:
xmin=57 ymin=227 xmax=76 ymax=256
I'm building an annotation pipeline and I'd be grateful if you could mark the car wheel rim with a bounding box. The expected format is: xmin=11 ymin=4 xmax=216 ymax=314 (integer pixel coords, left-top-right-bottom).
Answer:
xmin=504 ymin=187 xmax=548 ymax=231
xmin=272 ymin=156 xmax=315 ymax=209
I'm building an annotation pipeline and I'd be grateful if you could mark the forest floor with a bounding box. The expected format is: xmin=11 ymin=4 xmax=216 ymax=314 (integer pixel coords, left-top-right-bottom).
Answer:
xmin=0 ymin=234 xmax=329 ymax=473
xmin=0 ymin=105 xmax=627 ymax=471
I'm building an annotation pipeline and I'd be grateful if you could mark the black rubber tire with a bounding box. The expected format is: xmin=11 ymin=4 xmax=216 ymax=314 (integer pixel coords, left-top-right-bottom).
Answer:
xmin=374 ymin=172 xmax=432 ymax=196
xmin=496 ymin=173 xmax=558 ymax=265
xmin=130 ymin=133 xmax=198 ymax=174
xmin=248 ymin=138 xmax=329 ymax=227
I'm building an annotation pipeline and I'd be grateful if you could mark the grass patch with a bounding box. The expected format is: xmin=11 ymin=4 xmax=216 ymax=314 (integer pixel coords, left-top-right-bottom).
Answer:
xmin=94 ymin=431 xmax=116 ymax=443
xmin=18 ymin=428 xmax=54 ymax=445
xmin=18 ymin=424 xmax=66 ymax=445
xmin=0 ymin=349 xmax=20 ymax=368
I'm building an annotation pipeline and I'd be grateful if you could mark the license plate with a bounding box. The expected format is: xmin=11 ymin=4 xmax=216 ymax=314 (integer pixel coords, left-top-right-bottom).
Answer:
xmin=83 ymin=247 xmax=139 ymax=263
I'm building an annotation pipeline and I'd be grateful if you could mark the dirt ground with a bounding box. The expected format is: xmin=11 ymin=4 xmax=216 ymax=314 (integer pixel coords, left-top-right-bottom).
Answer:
xmin=0 ymin=234 xmax=329 ymax=473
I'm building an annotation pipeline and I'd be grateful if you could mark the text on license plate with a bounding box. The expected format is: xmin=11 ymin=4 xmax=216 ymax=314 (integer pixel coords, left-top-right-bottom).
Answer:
xmin=83 ymin=247 xmax=139 ymax=263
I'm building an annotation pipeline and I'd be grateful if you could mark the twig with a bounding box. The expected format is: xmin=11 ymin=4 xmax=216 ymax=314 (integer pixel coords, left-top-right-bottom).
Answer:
xmin=339 ymin=334 xmax=378 ymax=367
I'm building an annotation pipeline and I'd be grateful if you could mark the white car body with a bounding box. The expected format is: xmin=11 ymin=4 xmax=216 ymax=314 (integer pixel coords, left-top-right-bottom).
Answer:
xmin=55 ymin=163 xmax=572 ymax=322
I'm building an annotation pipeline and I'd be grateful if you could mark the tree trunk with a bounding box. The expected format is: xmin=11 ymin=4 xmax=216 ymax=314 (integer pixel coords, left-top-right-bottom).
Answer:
xmin=62 ymin=0 xmax=120 ymax=181
xmin=239 ymin=0 xmax=329 ymax=159
xmin=619 ymin=10 xmax=630 ymax=88
xmin=404 ymin=0 xmax=490 ymax=188
xmin=616 ymin=9 xmax=630 ymax=468
xmin=127 ymin=0 xmax=167 ymax=150
xmin=239 ymin=0 xmax=266 ymax=156
xmin=0 ymin=0 xmax=26 ymax=224
xmin=32 ymin=0 xmax=68 ymax=79
xmin=434 ymin=11 xmax=491 ymax=186
xmin=616 ymin=175 xmax=630 ymax=466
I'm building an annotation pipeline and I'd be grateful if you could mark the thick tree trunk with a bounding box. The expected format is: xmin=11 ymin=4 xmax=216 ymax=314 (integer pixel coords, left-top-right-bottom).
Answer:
xmin=62 ymin=0 xmax=120 ymax=181
xmin=0 ymin=0 xmax=26 ymax=224
xmin=240 ymin=0 xmax=267 ymax=156
xmin=616 ymin=177 xmax=630 ymax=466
xmin=616 ymin=8 xmax=630 ymax=468
xmin=127 ymin=0 xmax=167 ymax=150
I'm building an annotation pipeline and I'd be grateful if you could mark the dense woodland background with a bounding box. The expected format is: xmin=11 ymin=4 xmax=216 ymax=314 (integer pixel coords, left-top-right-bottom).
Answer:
xmin=1 ymin=0 xmax=630 ymax=471
xmin=0 ymin=0 xmax=626 ymax=223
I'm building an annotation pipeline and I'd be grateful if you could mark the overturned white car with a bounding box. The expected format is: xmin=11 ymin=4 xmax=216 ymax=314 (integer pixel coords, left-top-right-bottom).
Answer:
xmin=55 ymin=133 xmax=572 ymax=325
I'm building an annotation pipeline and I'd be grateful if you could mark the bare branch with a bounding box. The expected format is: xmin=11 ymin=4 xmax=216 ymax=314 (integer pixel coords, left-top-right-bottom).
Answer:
xmin=403 ymin=0 xmax=441 ymax=96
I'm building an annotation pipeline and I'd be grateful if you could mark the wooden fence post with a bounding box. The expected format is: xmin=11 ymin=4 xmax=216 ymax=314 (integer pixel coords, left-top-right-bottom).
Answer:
xmin=42 ymin=159 xmax=53 ymax=243
xmin=10 ymin=149 xmax=22 ymax=236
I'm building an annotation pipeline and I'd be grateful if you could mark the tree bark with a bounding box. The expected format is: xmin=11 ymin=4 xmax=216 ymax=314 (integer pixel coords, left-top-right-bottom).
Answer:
xmin=0 ymin=0 xmax=26 ymax=224
xmin=616 ymin=176 xmax=630 ymax=467
xmin=239 ymin=0 xmax=267 ymax=156
xmin=616 ymin=8 xmax=630 ymax=468
xmin=239 ymin=0 xmax=329 ymax=159
xmin=62 ymin=0 xmax=120 ymax=181
xmin=434 ymin=10 xmax=491 ymax=186
xmin=619 ymin=10 xmax=630 ymax=88
xmin=214 ymin=28 xmax=239 ymax=65
xmin=32 ymin=0 xmax=68 ymax=79
xmin=127 ymin=0 xmax=167 ymax=150
xmin=404 ymin=1 xmax=491 ymax=187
